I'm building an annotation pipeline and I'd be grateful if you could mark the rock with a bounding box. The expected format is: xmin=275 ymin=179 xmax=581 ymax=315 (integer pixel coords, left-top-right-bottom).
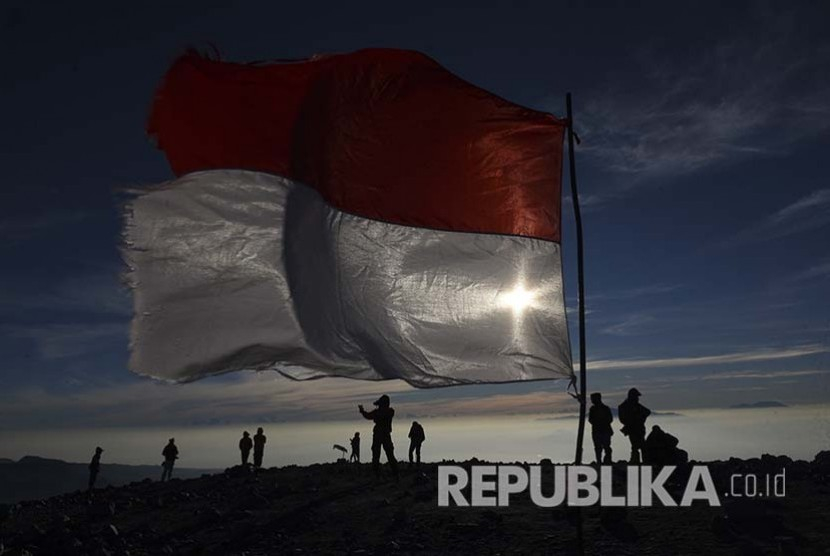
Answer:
xmin=813 ymin=450 xmax=830 ymax=467
xmin=711 ymin=514 xmax=735 ymax=540
xmin=734 ymin=539 xmax=765 ymax=556
xmin=87 ymin=501 xmax=115 ymax=519
xmin=760 ymin=454 xmax=793 ymax=472
xmin=239 ymin=491 xmax=270 ymax=511
xmin=600 ymin=506 xmax=637 ymax=542
xmin=413 ymin=488 xmax=432 ymax=502
xmin=599 ymin=506 xmax=627 ymax=526
xmin=478 ymin=509 xmax=503 ymax=527
xmin=775 ymin=535 xmax=799 ymax=556
xmin=724 ymin=498 xmax=788 ymax=540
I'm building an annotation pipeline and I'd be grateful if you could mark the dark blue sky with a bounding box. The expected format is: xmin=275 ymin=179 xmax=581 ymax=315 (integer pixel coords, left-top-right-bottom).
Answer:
xmin=1 ymin=1 xmax=828 ymax=429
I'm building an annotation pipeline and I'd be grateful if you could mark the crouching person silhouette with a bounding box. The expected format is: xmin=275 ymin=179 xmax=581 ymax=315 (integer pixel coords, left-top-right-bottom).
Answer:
xmin=644 ymin=425 xmax=689 ymax=466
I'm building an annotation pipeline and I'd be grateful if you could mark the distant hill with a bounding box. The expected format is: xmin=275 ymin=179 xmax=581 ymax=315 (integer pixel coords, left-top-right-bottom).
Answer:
xmin=0 ymin=456 xmax=218 ymax=504
xmin=729 ymin=401 xmax=789 ymax=409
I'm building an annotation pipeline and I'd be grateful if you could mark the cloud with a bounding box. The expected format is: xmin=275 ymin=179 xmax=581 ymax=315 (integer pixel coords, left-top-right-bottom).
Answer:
xmin=0 ymin=373 xmax=411 ymax=428
xmin=7 ymin=322 xmax=127 ymax=360
xmin=600 ymin=313 xmax=657 ymax=336
xmin=1 ymin=350 xmax=824 ymax=429
xmin=396 ymin=391 xmax=573 ymax=419
xmin=0 ymin=270 xmax=131 ymax=318
xmin=0 ymin=372 xmax=581 ymax=428
xmin=589 ymin=344 xmax=828 ymax=371
xmin=590 ymin=283 xmax=682 ymax=302
xmin=562 ymin=193 xmax=608 ymax=211
xmin=725 ymin=189 xmax=830 ymax=247
xmin=537 ymin=410 xmax=683 ymax=421
xmin=700 ymin=369 xmax=828 ymax=381
xmin=574 ymin=14 xmax=830 ymax=185
xmin=565 ymin=306 xmax=596 ymax=317
xmin=792 ymin=260 xmax=830 ymax=282
xmin=0 ymin=210 xmax=88 ymax=240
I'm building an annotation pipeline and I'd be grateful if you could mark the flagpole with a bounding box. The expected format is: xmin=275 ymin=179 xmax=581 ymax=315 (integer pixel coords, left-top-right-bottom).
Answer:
xmin=566 ymin=92 xmax=587 ymax=465
xmin=566 ymin=92 xmax=588 ymax=556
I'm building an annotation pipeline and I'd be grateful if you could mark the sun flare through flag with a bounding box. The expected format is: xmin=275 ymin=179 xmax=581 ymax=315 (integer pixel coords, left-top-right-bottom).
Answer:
xmin=123 ymin=48 xmax=573 ymax=388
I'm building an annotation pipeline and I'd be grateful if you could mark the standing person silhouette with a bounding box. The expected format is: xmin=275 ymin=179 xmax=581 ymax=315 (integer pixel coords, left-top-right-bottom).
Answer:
xmin=253 ymin=427 xmax=267 ymax=469
xmin=349 ymin=432 xmax=361 ymax=463
xmin=239 ymin=431 xmax=253 ymax=465
xmin=588 ymin=393 xmax=613 ymax=464
xmin=408 ymin=421 xmax=426 ymax=465
xmin=161 ymin=438 xmax=179 ymax=481
xmin=88 ymin=447 xmax=103 ymax=491
xmin=617 ymin=388 xmax=651 ymax=464
xmin=358 ymin=395 xmax=398 ymax=480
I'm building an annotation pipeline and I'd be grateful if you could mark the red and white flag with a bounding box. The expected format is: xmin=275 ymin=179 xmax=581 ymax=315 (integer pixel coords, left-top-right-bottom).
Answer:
xmin=124 ymin=49 xmax=573 ymax=387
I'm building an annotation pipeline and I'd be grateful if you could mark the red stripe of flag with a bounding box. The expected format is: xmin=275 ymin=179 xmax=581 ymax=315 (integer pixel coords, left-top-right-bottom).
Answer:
xmin=149 ymin=48 xmax=565 ymax=242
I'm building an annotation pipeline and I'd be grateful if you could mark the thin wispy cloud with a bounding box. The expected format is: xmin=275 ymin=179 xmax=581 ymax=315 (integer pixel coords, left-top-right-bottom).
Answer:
xmin=600 ymin=313 xmax=657 ymax=336
xmin=0 ymin=372 xmax=580 ymax=428
xmin=700 ymin=369 xmax=828 ymax=381
xmin=573 ymin=14 xmax=830 ymax=187
xmin=0 ymin=373 xmax=412 ymax=428
xmin=792 ymin=260 xmax=830 ymax=282
xmin=589 ymin=283 xmax=682 ymax=302
xmin=0 ymin=270 xmax=131 ymax=318
xmin=589 ymin=344 xmax=828 ymax=371
xmin=7 ymin=322 xmax=127 ymax=360
xmin=0 ymin=210 xmax=88 ymax=240
xmin=565 ymin=306 xmax=596 ymax=317
xmin=724 ymin=189 xmax=830 ymax=247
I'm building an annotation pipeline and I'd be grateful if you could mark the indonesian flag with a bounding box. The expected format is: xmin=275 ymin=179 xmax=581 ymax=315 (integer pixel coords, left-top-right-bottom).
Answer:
xmin=124 ymin=49 xmax=573 ymax=388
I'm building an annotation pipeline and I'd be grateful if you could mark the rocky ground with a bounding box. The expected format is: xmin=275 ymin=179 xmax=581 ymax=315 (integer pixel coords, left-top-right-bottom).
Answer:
xmin=1 ymin=453 xmax=829 ymax=555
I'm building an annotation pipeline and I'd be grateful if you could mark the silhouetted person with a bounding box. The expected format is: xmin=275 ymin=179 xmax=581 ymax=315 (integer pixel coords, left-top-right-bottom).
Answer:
xmin=359 ymin=395 xmax=399 ymax=479
xmin=588 ymin=393 xmax=613 ymax=464
xmin=239 ymin=431 xmax=253 ymax=465
xmin=349 ymin=432 xmax=361 ymax=463
xmin=253 ymin=427 xmax=266 ymax=469
xmin=644 ymin=425 xmax=688 ymax=465
xmin=161 ymin=438 xmax=179 ymax=481
xmin=408 ymin=421 xmax=425 ymax=464
xmin=88 ymin=447 xmax=103 ymax=491
xmin=618 ymin=388 xmax=650 ymax=464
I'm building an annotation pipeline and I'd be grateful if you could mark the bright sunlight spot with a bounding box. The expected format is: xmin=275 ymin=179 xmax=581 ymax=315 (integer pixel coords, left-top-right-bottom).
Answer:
xmin=498 ymin=283 xmax=539 ymax=314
